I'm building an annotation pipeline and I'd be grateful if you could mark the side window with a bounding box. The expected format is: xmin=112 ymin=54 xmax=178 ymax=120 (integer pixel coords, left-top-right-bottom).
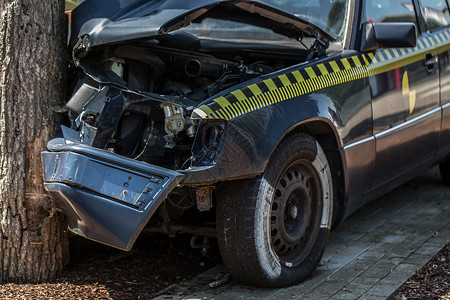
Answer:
xmin=364 ymin=0 xmax=418 ymax=25
xmin=420 ymin=0 xmax=450 ymax=30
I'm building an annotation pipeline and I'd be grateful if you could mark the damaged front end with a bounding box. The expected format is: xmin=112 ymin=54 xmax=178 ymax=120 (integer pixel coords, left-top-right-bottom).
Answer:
xmin=43 ymin=139 xmax=185 ymax=250
xmin=42 ymin=65 xmax=229 ymax=250
xmin=43 ymin=0 xmax=331 ymax=250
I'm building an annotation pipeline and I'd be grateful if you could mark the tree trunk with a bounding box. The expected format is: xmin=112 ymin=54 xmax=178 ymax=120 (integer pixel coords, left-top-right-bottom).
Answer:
xmin=0 ymin=0 xmax=69 ymax=282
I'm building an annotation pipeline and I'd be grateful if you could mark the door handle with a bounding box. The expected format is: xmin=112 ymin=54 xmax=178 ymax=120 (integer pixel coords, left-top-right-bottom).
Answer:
xmin=425 ymin=56 xmax=438 ymax=66
xmin=425 ymin=55 xmax=438 ymax=72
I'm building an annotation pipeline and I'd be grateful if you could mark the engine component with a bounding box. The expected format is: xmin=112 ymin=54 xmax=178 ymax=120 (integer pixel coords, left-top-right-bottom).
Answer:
xmin=195 ymin=186 xmax=214 ymax=212
xmin=185 ymin=58 xmax=231 ymax=78
xmin=161 ymin=103 xmax=196 ymax=148
xmin=66 ymin=83 xmax=100 ymax=113
xmin=114 ymin=45 xmax=165 ymax=80
xmin=102 ymin=57 xmax=125 ymax=78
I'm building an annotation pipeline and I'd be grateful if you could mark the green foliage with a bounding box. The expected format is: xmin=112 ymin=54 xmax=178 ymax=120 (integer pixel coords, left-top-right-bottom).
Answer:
xmin=65 ymin=0 xmax=85 ymax=11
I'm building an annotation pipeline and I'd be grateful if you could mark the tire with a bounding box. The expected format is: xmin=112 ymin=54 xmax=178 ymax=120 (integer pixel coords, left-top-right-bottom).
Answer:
xmin=439 ymin=159 xmax=450 ymax=184
xmin=216 ymin=133 xmax=333 ymax=287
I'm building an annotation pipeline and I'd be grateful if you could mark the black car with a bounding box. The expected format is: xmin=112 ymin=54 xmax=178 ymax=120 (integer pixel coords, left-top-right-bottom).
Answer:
xmin=42 ymin=0 xmax=450 ymax=287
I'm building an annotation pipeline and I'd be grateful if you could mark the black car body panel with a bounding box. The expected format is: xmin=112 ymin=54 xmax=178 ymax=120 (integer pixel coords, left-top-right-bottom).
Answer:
xmin=184 ymin=50 xmax=373 ymax=182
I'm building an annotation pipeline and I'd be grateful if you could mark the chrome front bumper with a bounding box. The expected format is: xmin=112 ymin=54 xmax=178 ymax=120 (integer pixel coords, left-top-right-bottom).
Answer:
xmin=42 ymin=138 xmax=184 ymax=250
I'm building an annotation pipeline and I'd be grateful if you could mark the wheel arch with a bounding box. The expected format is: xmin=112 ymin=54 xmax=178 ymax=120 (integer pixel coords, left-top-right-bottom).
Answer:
xmin=270 ymin=118 xmax=347 ymax=227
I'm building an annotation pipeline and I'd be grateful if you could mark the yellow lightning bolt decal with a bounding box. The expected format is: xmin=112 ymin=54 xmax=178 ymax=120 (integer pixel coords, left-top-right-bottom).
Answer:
xmin=402 ymin=71 xmax=416 ymax=114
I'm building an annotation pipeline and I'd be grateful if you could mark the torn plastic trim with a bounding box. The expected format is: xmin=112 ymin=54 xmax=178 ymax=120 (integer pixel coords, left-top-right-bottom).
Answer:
xmin=42 ymin=138 xmax=185 ymax=250
xmin=189 ymin=119 xmax=228 ymax=167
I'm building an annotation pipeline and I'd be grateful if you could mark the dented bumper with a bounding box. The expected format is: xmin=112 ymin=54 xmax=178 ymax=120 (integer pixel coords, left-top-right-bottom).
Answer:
xmin=42 ymin=138 xmax=184 ymax=250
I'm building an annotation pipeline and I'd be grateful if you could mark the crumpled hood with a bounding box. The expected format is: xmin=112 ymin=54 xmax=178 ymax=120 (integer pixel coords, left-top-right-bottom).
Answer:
xmin=70 ymin=0 xmax=335 ymax=49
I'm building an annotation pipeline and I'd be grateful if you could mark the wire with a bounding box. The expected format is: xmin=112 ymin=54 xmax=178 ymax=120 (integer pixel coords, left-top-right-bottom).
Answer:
xmin=134 ymin=120 xmax=154 ymax=160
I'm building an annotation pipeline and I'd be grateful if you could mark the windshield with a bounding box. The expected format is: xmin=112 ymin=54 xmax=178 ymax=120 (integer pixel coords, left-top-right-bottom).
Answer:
xmin=261 ymin=0 xmax=349 ymax=39
xmin=178 ymin=0 xmax=348 ymax=44
xmin=180 ymin=19 xmax=299 ymax=46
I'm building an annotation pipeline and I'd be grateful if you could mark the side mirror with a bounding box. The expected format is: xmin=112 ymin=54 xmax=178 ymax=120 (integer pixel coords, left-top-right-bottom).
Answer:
xmin=360 ymin=22 xmax=416 ymax=52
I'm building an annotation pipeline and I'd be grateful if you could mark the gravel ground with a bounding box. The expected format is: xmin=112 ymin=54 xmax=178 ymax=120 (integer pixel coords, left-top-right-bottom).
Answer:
xmin=0 ymin=234 xmax=221 ymax=299
xmin=0 ymin=236 xmax=448 ymax=299
xmin=390 ymin=242 xmax=450 ymax=300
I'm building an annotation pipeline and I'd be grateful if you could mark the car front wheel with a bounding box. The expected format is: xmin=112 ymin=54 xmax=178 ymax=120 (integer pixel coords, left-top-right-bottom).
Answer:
xmin=216 ymin=133 xmax=333 ymax=287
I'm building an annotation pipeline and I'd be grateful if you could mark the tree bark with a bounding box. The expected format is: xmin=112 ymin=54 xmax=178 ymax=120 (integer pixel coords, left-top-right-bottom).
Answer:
xmin=0 ymin=0 xmax=69 ymax=282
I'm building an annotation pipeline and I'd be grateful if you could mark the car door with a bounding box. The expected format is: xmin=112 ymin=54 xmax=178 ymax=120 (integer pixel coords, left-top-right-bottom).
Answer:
xmin=422 ymin=0 xmax=450 ymax=159
xmin=364 ymin=0 xmax=441 ymax=189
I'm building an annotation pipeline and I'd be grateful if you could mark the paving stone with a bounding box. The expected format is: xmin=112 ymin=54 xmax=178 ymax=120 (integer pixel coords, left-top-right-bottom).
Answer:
xmin=153 ymin=265 xmax=232 ymax=300
xmin=356 ymin=226 xmax=399 ymax=246
xmin=402 ymin=252 xmax=433 ymax=267
xmin=356 ymin=249 xmax=387 ymax=260
xmin=383 ymin=263 xmax=419 ymax=284
xmin=389 ymin=234 xmax=429 ymax=254
xmin=379 ymin=233 xmax=408 ymax=245
xmin=331 ymin=217 xmax=366 ymax=236
xmin=265 ymin=290 xmax=299 ymax=300
xmin=325 ymin=264 xmax=367 ymax=284
xmin=308 ymin=279 xmax=350 ymax=296
xmin=240 ymin=288 xmax=284 ymax=300
xmin=197 ymin=285 xmax=257 ymax=300
xmin=431 ymin=221 xmax=450 ymax=244
xmin=349 ymin=217 xmax=387 ymax=235
xmin=320 ymin=244 xmax=373 ymax=273
xmin=365 ymin=280 xmax=400 ymax=297
xmin=358 ymin=260 xmax=397 ymax=279
xmin=292 ymin=294 xmax=319 ymax=300
xmin=333 ymin=231 xmax=367 ymax=245
xmin=267 ymin=271 xmax=329 ymax=298
xmin=370 ymin=235 xmax=408 ymax=253
xmin=358 ymin=294 xmax=391 ymax=300
xmin=179 ymin=282 xmax=256 ymax=300
xmin=322 ymin=241 xmax=351 ymax=260
xmin=332 ymin=281 xmax=374 ymax=299
xmin=326 ymin=250 xmax=386 ymax=283
xmin=350 ymin=276 xmax=380 ymax=287
xmin=331 ymin=287 xmax=364 ymax=300
xmin=368 ymin=265 xmax=416 ymax=292
xmin=375 ymin=254 xmax=405 ymax=266
xmin=395 ymin=263 xmax=419 ymax=276
xmin=384 ymin=254 xmax=408 ymax=265
xmin=415 ymin=239 xmax=448 ymax=255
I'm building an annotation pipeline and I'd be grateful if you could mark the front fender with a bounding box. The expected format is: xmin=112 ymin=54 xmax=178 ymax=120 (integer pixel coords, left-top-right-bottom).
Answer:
xmin=183 ymin=92 xmax=345 ymax=184
xmin=184 ymin=51 xmax=373 ymax=215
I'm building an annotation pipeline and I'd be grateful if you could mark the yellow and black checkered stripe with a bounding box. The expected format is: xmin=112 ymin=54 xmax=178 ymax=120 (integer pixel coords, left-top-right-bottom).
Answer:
xmin=192 ymin=28 xmax=450 ymax=120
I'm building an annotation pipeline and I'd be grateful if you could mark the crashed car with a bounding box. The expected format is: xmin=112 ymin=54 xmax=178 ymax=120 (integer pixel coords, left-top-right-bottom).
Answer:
xmin=42 ymin=0 xmax=450 ymax=287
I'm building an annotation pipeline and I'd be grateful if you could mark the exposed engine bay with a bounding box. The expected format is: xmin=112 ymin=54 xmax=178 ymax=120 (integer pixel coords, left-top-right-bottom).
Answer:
xmin=66 ymin=33 xmax=307 ymax=171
